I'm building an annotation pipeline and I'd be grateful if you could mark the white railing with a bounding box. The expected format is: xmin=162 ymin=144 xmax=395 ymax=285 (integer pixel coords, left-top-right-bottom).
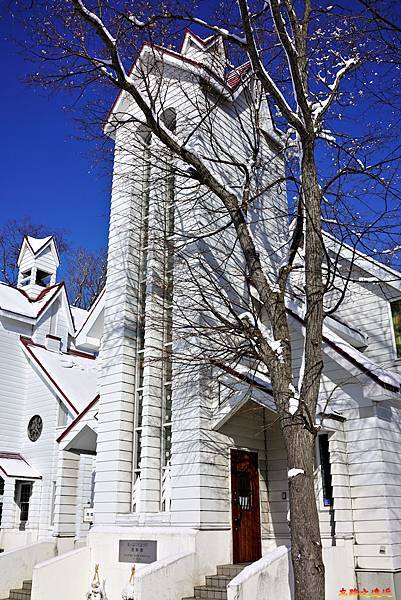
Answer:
xmin=227 ymin=546 xmax=293 ymax=600
xmin=135 ymin=552 xmax=196 ymax=600
xmin=0 ymin=541 xmax=57 ymax=598
xmin=31 ymin=546 xmax=91 ymax=600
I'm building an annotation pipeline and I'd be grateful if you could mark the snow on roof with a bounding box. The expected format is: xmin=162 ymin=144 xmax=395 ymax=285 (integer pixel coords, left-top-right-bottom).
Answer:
xmin=0 ymin=282 xmax=62 ymax=320
xmin=70 ymin=305 xmax=89 ymax=332
xmin=0 ymin=452 xmax=41 ymax=479
xmin=286 ymin=301 xmax=401 ymax=393
xmin=21 ymin=337 xmax=97 ymax=415
xmin=26 ymin=235 xmax=52 ymax=255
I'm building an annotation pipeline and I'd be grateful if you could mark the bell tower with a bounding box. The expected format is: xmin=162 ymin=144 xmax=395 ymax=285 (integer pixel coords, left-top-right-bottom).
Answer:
xmin=17 ymin=236 xmax=60 ymax=299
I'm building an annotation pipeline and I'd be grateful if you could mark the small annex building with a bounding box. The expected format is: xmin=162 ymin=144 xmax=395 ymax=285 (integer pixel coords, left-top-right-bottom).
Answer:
xmin=0 ymin=235 xmax=100 ymax=552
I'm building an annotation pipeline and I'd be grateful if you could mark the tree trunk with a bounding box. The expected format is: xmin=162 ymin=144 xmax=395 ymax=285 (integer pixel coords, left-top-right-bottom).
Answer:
xmin=284 ymin=424 xmax=325 ymax=600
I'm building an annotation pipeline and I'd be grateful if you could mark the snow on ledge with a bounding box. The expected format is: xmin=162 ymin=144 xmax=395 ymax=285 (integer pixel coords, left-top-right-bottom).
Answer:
xmin=228 ymin=546 xmax=290 ymax=587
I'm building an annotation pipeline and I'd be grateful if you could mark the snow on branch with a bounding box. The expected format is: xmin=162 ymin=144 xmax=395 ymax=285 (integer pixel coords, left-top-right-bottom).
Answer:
xmin=311 ymin=56 xmax=360 ymax=127
xmin=239 ymin=311 xmax=284 ymax=362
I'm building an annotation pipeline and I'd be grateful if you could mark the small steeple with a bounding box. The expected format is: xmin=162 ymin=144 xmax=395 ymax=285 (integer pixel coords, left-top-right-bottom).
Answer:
xmin=17 ymin=236 xmax=60 ymax=298
xmin=181 ymin=30 xmax=227 ymax=79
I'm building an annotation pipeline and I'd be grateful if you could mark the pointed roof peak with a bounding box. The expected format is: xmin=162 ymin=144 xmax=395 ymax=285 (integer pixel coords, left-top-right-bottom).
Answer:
xmin=25 ymin=235 xmax=53 ymax=255
xmin=18 ymin=235 xmax=60 ymax=268
xmin=181 ymin=28 xmax=227 ymax=78
xmin=181 ymin=29 xmax=221 ymax=50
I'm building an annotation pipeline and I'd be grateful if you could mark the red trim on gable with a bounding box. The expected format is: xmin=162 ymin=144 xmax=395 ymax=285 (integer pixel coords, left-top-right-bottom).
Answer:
xmin=105 ymin=37 xmax=244 ymax=127
xmin=0 ymin=452 xmax=42 ymax=480
xmin=214 ymin=361 xmax=273 ymax=396
xmin=0 ymin=451 xmax=24 ymax=460
xmin=287 ymin=308 xmax=401 ymax=394
xmin=46 ymin=334 xmax=62 ymax=341
xmin=57 ymin=394 xmax=100 ymax=443
xmin=180 ymin=28 xmax=219 ymax=52
xmin=20 ymin=336 xmax=79 ymax=415
xmin=68 ymin=348 xmax=96 ymax=360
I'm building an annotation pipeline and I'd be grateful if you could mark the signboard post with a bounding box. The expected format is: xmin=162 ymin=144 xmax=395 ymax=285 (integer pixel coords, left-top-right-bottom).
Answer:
xmin=118 ymin=540 xmax=157 ymax=564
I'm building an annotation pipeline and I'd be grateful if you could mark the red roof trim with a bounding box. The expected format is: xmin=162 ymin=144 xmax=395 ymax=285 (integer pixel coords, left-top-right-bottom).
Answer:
xmin=287 ymin=308 xmax=400 ymax=394
xmin=68 ymin=348 xmax=96 ymax=360
xmin=0 ymin=452 xmax=42 ymax=480
xmin=180 ymin=28 xmax=219 ymax=52
xmin=0 ymin=451 xmax=24 ymax=460
xmin=214 ymin=360 xmax=273 ymax=396
xmin=105 ymin=36 xmax=246 ymax=126
xmin=57 ymin=394 xmax=100 ymax=443
xmin=20 ymin=336 xmax=79 ymax=415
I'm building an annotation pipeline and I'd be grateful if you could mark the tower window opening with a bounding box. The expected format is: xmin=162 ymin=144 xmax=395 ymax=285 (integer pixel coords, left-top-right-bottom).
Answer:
xmin=20 ymin=269 xmax=31 ymax=287
xmin=36 ymin=270 xmax=52 ymax=287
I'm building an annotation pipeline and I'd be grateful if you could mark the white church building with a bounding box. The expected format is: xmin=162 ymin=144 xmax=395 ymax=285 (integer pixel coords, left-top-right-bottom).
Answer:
xmin=2 ymin=29 xmax=401 ymax=600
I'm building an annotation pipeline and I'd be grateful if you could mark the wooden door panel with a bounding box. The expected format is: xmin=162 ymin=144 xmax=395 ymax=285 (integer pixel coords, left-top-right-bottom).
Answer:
xmin=231 ymin=449 xmax=262 ymax=564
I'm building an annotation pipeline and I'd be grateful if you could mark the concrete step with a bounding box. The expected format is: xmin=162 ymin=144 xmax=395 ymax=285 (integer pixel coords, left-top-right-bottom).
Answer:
xmin=7 ymin=580 xmax=32 ymax=600
xmin=194 ymin=586 xmax=227 ymax=599
xmin=205 ymin=575 xmax=231 ymax=589
xmin=9 ymin=590 xmax=31 ymax=600
xmin=216 ymin=563 xmax=250 ymax=578
xmin=182 ymin=563 xmax=251 ymax=600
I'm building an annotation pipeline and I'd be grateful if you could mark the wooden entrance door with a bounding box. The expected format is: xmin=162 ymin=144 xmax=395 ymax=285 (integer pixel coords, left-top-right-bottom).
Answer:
xmin=231 ymin=449 xmax=262 ymax=564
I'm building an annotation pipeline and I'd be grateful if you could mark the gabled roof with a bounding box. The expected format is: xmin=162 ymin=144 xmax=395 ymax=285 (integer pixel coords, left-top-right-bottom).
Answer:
xmin=324 ymin=231 xmax=401 ymax=294
xmin=20 ymin=337 xmax=98 ymax=415
xmin=0 ymin=281 xmax=75 ymax=334
xmin=26 ymin=236 xmax=52 ymax=255
xmin=0 ymin=282 xmax=61 ymax=321
xmin=57 ymin=394 xmax=99 ymax=443
xmin=74 ymin=288 xmax=104 ymax=349
xmin=17 ymin=235 xmax=60 ymax=267
xmin=287 ymin=301 xmax=401 ymax=394
xmin=0 ymin=452 xmax=41 ymax=480
xmin=105 ymin=31 xmax=253 ymax=132
xmin=70 ymin=305 xmax=89 ymax=332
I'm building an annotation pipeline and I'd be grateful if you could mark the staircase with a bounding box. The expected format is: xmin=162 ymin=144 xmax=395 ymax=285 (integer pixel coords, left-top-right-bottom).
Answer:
xmin=182 ymin=563 xmax=250 ymax=600
xmin=0 ymin=580 xmax=32 ymax=600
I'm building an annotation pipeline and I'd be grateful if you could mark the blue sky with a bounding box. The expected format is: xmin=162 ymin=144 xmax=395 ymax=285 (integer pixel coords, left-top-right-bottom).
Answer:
xmin=0 ymin=9 xmax=111 ymax=253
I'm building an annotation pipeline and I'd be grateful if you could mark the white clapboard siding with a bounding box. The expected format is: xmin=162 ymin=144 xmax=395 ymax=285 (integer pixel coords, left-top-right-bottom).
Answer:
xmin=0 ymin=327 xmax=28 ymax=451
xmin=20 ymin=363 xmax=60 ymax=537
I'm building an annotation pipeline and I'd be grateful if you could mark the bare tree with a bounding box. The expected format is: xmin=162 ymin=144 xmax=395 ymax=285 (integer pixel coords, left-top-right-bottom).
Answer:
xmin=17 ymin=1 xmax=401 ymax=598
xmin=65 ymin=246 xmax=107 ymax=309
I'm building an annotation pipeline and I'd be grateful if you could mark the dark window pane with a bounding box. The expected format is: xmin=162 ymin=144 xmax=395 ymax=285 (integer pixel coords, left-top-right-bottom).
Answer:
xmin=391 ymin=300 xmax=401 ymax=357
xmin=319 ymin=434 xmax=333 ymax=507
xmin=238 ymin=472 xmax=252 ymax=511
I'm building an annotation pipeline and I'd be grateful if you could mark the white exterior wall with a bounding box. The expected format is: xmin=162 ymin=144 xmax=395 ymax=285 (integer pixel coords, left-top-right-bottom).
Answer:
xmin=342 ymin=402 xmax=401 ymax=571
xmin=0 ymin=326 xmax=29 ymax=452
xmin=20 ymin=365 xmax=60 ymax=540
xmin=334 ymin=277 xmax=398 ymax=367
xmin=94 ymin=123 xmax=141 ymax=524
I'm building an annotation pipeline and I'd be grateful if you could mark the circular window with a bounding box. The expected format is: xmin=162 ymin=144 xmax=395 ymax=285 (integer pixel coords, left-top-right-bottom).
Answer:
xmin=27 ymin=415 xmax=43 ymax=442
